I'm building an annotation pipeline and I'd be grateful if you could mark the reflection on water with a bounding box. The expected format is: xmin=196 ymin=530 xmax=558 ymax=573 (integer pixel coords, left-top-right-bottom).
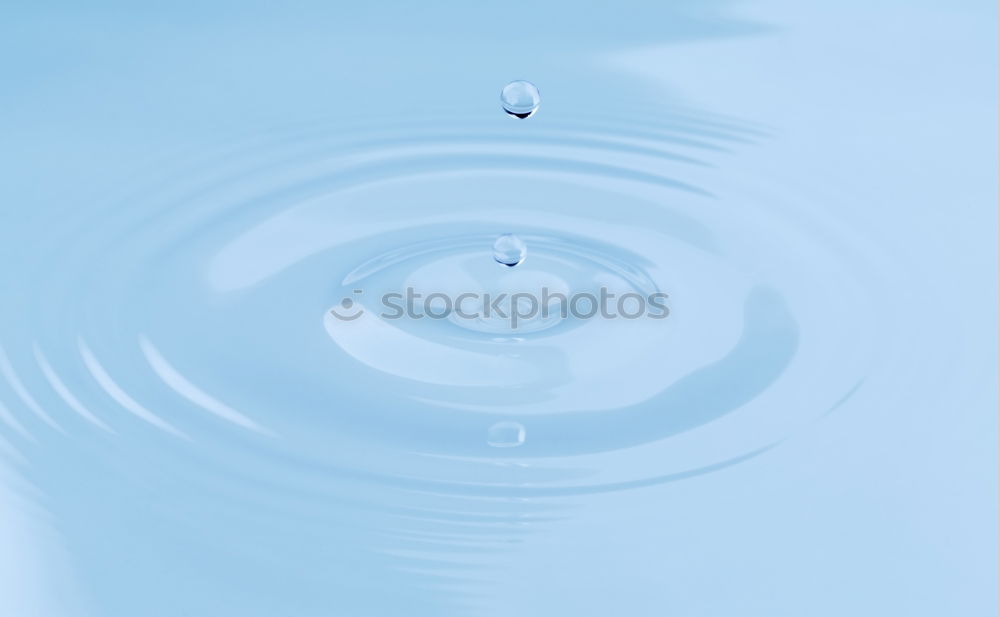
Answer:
xmin=0 ymin=1 xmax=994 ymax=616
xmin=0 ymin=106 xmax=868 ymax=615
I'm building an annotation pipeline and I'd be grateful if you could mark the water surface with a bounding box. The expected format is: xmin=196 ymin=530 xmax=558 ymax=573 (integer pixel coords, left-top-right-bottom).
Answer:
xmin=0 ymin=1 xmax=996 ymax=616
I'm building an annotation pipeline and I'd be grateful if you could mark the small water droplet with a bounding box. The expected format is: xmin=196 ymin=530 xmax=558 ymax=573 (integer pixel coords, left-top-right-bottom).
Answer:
xmin=500 ymin=80 xmax=540 ymax=118
xmin=493 ymin=233 xmax=527 ymax=267
xmin=488 ymin=421 xmax=526 ymax=448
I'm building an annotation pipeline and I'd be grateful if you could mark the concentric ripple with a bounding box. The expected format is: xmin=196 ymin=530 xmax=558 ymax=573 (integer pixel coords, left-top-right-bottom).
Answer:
xmin=0 ymin=108 xmax=874 ymax=497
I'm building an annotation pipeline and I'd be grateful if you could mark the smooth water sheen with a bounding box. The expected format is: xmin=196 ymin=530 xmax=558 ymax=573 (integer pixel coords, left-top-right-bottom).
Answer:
xmin=0 ymin=2 xmax=996 ymax=617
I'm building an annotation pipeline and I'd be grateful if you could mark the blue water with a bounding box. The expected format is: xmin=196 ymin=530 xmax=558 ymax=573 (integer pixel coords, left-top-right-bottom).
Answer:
xmin=1 ymin=2 xmax=997 ymax=616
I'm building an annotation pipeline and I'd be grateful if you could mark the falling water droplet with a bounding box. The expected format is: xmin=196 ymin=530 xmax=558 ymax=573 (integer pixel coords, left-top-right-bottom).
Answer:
xmin=500 ymin=80 xmax=540 ymax=119
xmin=493 ymin=233 xmax=527 ymax=267
xmin=488 ymin=421 xmax=526 ymax=448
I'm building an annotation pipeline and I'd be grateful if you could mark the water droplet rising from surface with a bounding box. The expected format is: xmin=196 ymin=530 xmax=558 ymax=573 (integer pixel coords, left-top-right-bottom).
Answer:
xmin=488 ymin=421 xmax=526 ymax=448
xmin=500 ymin=80 xmax=540 ymax=118
xmin=493 ymin=233 xmax=527 ymax=267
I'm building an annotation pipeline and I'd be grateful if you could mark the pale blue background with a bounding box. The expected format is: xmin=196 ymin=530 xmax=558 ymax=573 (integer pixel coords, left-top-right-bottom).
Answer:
xmin=0 ymin=1 xmax=996 ymax=616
